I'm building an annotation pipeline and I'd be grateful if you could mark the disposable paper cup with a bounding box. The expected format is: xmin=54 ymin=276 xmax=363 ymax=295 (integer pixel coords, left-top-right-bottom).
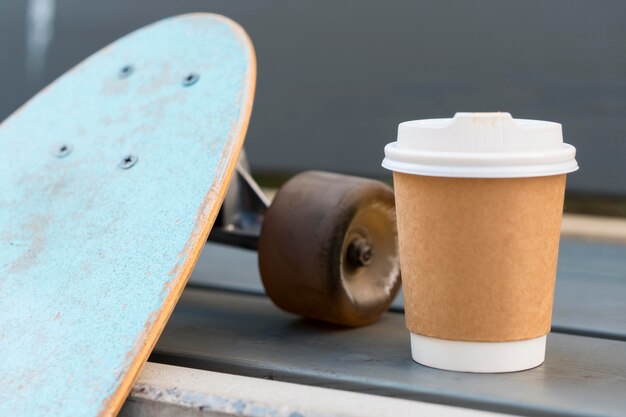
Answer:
xmin=382 ymin=112 xmax=578 ymax=373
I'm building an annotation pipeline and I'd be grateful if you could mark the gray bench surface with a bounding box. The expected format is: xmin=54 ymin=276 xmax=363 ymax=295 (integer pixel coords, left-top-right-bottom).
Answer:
xmin=151 ymin=239 xmax=626 ymax=417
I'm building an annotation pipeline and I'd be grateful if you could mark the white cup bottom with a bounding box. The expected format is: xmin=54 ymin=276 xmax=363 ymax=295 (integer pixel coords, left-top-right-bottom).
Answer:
xmin=410 ymin=332 xmax=546 ymax=373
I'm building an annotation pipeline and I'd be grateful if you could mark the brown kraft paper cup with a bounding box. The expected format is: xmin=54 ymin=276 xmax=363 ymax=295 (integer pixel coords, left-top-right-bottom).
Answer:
xmin=393 ymin=172 xmax=566 ymax=342
xmin=383 ymin=112 xmax=578 ymax=372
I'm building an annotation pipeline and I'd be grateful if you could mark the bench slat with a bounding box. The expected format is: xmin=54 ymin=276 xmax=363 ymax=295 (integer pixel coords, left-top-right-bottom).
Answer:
xmin=154 ymin=288 xmax=626 ymax=417
xmin=190 ymin=239 xmax=626 ymax=340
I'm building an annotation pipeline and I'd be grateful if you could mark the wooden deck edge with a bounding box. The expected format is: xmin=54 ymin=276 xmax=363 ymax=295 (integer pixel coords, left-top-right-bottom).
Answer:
xmin=120 ymin=362 xmax=511 ymax=417
xmin=561 ymin=213 xmax=626 ymax=244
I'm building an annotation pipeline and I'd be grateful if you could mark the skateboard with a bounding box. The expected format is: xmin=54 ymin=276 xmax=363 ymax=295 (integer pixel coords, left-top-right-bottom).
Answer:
xmin=0 ymin=14 xmax=254 ymax=417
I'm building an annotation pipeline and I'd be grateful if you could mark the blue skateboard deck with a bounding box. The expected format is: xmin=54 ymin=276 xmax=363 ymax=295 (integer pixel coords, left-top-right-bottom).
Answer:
xmin=0 ymin=14 xmax=255 ymax=417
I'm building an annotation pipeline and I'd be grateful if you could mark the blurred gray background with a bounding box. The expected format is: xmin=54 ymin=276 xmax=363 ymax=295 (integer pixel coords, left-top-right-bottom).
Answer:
xmin=1 ymin=0 xmax=625 ymax=197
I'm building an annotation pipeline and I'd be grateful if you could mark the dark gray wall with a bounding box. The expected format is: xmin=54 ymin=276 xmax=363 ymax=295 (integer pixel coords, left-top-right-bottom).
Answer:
xmin=1 ymin=1 xmax=625 ymax=194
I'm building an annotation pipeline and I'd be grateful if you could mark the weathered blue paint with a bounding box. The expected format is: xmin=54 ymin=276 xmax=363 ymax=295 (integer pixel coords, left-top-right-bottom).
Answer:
xmin=0 ymin=13 xmax=255 ymax=417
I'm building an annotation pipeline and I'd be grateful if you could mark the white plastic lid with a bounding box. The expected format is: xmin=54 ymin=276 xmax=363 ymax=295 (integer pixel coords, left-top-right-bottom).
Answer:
xmin=382 ymin=112 xmax=578 ymax=178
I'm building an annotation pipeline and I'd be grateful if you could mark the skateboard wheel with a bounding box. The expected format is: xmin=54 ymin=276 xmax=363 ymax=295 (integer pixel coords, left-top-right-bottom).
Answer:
xmin=258 ymin=171 xmax=401 ymax=326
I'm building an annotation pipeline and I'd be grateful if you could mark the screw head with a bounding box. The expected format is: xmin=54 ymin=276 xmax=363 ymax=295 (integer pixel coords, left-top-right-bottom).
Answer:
xmin=119 ymin=65 xmax=133 ymax=78
xmin=182 ymin=73 xmax=199 ymax=87
xmin=54 ymin=144 xmax=72 ymax=158
xmin=118 ymin=154 xmax=138 ymax=169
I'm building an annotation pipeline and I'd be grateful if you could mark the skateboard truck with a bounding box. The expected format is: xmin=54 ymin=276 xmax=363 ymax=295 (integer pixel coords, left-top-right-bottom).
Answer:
xmin=209 ymin=151 xmax=402 ymax=327
xmin=209 ymin=151 xmax=269 ymax=251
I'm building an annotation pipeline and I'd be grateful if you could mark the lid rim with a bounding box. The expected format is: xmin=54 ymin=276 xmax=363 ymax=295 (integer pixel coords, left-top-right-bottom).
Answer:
xmin=382 ymin=158 xmax=579 ymax=179
xmin=385 ymin=142 xmax=576 ymax=164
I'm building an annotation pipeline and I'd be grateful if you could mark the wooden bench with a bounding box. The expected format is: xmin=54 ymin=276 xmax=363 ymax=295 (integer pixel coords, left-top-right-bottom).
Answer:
xmin=121 ymin=216 xmax=626 ymax=417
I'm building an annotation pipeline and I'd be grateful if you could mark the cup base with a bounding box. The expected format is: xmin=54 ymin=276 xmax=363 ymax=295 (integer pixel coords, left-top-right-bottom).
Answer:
xmin=410 ymin=333 xmax=546 ymax=373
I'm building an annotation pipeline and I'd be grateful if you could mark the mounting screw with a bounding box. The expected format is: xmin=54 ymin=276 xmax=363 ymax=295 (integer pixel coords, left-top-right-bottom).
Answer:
xmin=54 ymin=144 xmax=72 ymax=158
xmin=119 ymin=65 xmax=133 ymax=78
xmin=182 ymin=73 xmax=199 ymax=87
xmin=118 ymin=154 xmax=138 ymax=169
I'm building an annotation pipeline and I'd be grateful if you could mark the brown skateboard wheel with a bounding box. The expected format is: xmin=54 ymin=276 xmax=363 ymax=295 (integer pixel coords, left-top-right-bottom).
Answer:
xmin=258 ymin=171 xmax=401 ymax=326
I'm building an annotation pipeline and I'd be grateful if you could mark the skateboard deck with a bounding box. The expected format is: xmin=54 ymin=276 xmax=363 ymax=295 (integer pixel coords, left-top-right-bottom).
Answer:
xmin=0 ymin=13 xmax=255 ymax=417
